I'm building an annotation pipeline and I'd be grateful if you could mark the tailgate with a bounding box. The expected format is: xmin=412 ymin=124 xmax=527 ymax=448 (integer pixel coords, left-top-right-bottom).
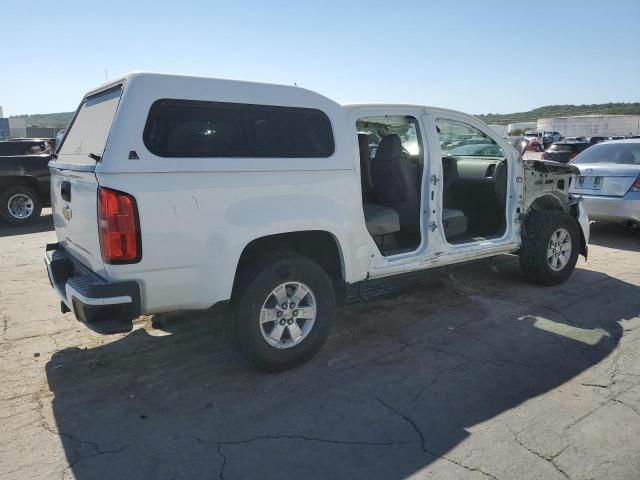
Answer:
xmin=49 ymin=86 xmax=123 ymax=275
xmin=50 ymin=166 xmax=104 ymax=273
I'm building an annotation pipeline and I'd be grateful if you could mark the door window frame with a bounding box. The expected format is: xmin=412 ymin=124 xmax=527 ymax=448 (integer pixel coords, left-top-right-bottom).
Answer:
xmin=350 ymin=106 xmax=432 ymax=265
xmin=428 ymin=109 xmax=520 ymax=249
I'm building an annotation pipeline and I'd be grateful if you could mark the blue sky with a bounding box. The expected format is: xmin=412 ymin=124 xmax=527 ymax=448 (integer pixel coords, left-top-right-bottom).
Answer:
xmin=2 ymin=0 xmax=639 ymax=116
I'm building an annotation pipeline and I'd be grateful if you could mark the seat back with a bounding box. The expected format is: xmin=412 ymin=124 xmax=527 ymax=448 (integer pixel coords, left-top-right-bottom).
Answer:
xmin=358 ymin=133 xmax=374 ymax=202
xmin=371 ymin=134 xmax=421 ymax=231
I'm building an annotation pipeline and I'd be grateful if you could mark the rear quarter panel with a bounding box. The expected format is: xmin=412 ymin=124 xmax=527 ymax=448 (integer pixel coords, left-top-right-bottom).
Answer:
xmin=98 ymin=170 xmax=366 ymax=313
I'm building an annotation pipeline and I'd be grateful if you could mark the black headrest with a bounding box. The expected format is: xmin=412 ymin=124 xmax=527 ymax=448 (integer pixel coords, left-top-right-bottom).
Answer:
xmin=375 ymin=134 xmax=402 ymax=160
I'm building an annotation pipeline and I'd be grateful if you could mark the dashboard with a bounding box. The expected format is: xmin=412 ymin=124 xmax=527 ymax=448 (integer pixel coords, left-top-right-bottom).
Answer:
xmin=443 ymin=155 xmax=505 ymax=184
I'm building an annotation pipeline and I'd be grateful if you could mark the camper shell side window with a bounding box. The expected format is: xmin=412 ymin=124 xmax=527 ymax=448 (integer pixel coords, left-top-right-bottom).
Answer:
xmin=143 ymin=99 xmax=335 ymax=158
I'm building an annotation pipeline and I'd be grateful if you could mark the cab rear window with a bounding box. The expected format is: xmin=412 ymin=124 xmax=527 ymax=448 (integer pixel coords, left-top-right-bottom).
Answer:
xmin=143 ymin=100 xmax=334 ymax=158
xmin=57 ymin=87 xmax=122 ymax=164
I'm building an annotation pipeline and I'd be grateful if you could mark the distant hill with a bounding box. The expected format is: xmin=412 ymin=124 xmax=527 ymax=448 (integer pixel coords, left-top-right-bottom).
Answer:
xmin=477 ymin=103 xmax=640 ymax=125
xmin=10 ymin=102 xmax=640 ymax=128
xmin=9 ymin=112 xmax=74 ymax=128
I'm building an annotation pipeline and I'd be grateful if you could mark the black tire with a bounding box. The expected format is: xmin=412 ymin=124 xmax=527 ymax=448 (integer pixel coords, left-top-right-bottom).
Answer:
xmin=519 ymin=210 xmax=580 ymax=286
xmin=225 ymin=251 xmax=336 ymax=371
xmin=0 ymin=186 xmax=43 ymax=226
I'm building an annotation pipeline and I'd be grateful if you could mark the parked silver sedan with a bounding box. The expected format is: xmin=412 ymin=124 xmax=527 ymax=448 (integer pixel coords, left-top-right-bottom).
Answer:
xmin=569 ymin=140 xmax=640 ymax=226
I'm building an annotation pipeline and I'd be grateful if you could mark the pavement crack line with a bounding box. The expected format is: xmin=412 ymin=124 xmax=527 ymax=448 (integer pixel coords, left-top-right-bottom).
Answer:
xmin=48 ymin=333 xmax=60 ymax=351
xmin=216 ymin=445 xmax=227 ymax=480
xmin=412 ymin=358 xmax=471 ymax=402
xmin=188 ymin=431 xmax=419 ymax=479
xmin=499 ymin=421 xmax=570 ymax=479
xmin=190 ymin=433 xmax=418 ymax=448
xmin=572 ymin=381 xmax=611 ymax=389
xmin=412 ymin=344 xmax=535 ymax=403
xmin=612 ymin=398 xmax=640 ymax=417
xmin=376 ymin=397 xmax=499 ymax=480
xmin=34 ymin=392 xmax=128 ymax=476
xmin=60 ymin=445 xmax=129 ymax=480
xmin=564 ymin=380 xmax=640 ymax=431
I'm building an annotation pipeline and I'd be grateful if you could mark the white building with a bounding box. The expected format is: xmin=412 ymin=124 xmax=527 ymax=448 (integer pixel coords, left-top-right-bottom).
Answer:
xmin=537 ymin=115 xmax=640 ymax=137
xmin=487 ymin=124 xmax=508 ymax=136
xmin=507 ymin=122 xmax=536 ymax=133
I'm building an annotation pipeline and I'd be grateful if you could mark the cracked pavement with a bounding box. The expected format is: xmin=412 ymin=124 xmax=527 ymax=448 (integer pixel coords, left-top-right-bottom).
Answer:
xmin=1 ymin=211 xmax=640 ymax=479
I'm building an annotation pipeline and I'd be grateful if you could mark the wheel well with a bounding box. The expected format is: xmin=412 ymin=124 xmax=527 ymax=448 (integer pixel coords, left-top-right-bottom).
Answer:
xmin=523 ymin=197 xmax=588 ymax=258
xmin=233 ymin=230 xmax=345 ymax=297
xmin=528 ymin=194 xmax=567 ymax=214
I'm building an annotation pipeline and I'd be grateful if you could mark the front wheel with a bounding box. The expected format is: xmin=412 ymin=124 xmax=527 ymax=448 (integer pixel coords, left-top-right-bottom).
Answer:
xmin=0 ymin=186 xmax=43 ymax=226
xmin=519 ymin=210 xmax=580 ymax=285
xmin=225 ymin=252 xmax=336 ymax=371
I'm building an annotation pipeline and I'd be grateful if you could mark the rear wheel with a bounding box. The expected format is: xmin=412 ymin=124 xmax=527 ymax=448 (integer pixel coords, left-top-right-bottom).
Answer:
xmin=225 ymin=252 xmax=336 ymax=371
xmin=520 ymin=210 xmax=580 ymax=285
xmin=0 ymin=186 xmax=42 ymax=226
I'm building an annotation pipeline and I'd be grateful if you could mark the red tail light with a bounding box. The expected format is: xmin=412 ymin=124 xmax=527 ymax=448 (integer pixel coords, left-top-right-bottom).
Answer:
xmin=630 ymin=176 xmax=640 ymax=192
xmin=541 ymin=152 xmax=547 ymax=159
xmin=568 ymin=152 xmax=577 ymax=160
xmin=98 ymin=187 xmax=141 ymax=263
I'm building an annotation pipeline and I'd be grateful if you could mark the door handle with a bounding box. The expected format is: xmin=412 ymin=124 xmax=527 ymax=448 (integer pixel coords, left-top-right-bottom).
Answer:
xmin=61 ymin=181 xmax=71 ymax=202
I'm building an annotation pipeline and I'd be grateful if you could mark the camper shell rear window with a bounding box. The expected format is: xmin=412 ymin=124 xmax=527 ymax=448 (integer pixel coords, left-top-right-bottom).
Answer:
xmin=56 ymin=86 xmax=122 ymax=164
xmin=143 ymin=99 xmax=335 ymax=158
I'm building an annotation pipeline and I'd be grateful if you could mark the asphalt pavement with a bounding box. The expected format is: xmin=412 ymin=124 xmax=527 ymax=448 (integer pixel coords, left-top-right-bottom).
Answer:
xmin=1 ymin=210 xmax=639 ymax=479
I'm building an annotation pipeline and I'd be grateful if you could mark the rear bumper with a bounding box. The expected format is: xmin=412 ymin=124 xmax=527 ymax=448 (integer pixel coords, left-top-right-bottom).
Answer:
xmin=45 ymin=243 xmax=141 ymax=332
xmin=580 ymin=193 xmax=640 ymax=224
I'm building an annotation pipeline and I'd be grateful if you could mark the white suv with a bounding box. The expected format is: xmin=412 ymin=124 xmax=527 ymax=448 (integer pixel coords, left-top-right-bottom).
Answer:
xmin=46 ymin=72 xmax=589 ymax=371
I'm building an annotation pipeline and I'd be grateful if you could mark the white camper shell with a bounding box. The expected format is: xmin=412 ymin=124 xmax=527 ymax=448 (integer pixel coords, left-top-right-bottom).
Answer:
xmin=46 ymin=72 xmax=589 ymax=370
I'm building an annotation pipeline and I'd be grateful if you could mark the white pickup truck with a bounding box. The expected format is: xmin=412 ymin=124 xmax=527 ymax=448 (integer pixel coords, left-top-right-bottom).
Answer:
xmin=45 ymin=72 xmax=589 ymax=371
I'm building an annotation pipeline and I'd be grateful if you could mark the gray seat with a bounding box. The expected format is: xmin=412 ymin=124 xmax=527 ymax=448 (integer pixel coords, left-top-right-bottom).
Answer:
xmin=443 ymin=209 xmax=467 ymax=238
xmin=370 ymin=134 xmax=421 ymax=232
xmin=364 ymin=204 xmax=400 ymax=237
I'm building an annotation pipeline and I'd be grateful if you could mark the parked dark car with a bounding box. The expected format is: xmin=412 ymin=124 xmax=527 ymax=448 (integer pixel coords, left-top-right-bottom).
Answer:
xmin=541 ymin=141 xmax=591 ymax=163
xmin=0 ymin=138 xmax=54 ymax=226
xmin=0 ymin=138 xmax=52 ymax=156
